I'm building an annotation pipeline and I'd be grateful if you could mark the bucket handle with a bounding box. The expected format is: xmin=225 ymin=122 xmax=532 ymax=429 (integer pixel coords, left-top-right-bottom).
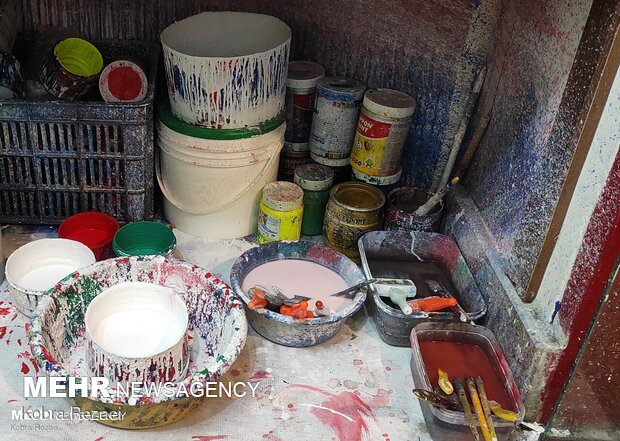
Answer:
xmin=155 ymin=146 xmax=280 ymax=215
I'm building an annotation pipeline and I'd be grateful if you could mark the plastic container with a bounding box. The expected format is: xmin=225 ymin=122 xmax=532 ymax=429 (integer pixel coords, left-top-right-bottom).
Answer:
xmin=350 ymin=89 xmax=415 ymax=178
xmin=98 ymin=59 xmax=148 ymax=102
xmin=324 ymin=181 xmax=385 ymax=261
xmin=157 ymin=103 xmax=285 ymax=239
xmin=410 ymin=322 xmax=525 ymax=440
xmin=257 ymin=182 xmax=304 ymax=244
xmin=294 ymin=163 xmax=334 ymax=236
xmin=385 ymin=186 xmax=444 ymax=232
xmin=5 ymin=238 xmax=96 ymax=316
xmin=58 ymin=212 xmax=120 ymax=260
xmin=113 ymin=221 xmax=176 ymax=257
xmin=285 ymin=61 xmax=325 ymax=143
xmin=309 ymin=77 xmax=366 ymax=166
xmin=358 ymin=231 xmax=487 ymax=346
xmin=85 ymin=281 xmax=189 ymax=385
xmin=161 ymin=12 xmax=291 ymax=128
xmin=39 ymin=37 xmax=103 ymax=100
xmin=0 ymin=38 xmax=159 ymax=225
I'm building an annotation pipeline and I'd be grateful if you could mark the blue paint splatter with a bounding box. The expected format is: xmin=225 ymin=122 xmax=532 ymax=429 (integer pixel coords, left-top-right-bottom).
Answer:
xmin=550 ymin=301 xmax=561 ymax=324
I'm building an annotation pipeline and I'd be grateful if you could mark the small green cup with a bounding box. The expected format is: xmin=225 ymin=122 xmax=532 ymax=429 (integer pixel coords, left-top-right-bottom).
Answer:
xmin=112 ymin=221 xmax=176 ymax=257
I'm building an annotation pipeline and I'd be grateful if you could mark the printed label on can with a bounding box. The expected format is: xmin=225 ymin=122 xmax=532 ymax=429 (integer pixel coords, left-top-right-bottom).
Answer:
xmin=285 ymin=92 xmax=315 ymax=143
xmin=350 ymin=114 xmax=392 ymax=176
xmin=257 ymin=210 xmax=281 ymax=242
xmin=309 ymin=97 xmax=362 ymax=159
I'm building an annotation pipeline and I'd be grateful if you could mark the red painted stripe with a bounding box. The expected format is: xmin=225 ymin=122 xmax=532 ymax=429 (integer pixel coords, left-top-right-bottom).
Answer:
xmin=540 ymin=148 xmax=620 ymax=422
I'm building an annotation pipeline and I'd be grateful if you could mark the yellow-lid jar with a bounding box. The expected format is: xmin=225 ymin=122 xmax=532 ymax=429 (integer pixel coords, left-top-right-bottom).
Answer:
xmin=257 ymin=182 xmax=304 ymax=244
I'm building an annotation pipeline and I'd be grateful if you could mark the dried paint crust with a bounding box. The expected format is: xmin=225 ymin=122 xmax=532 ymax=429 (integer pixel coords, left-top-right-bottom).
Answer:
xmin=27 ymin=256 xmax=247 ymax=426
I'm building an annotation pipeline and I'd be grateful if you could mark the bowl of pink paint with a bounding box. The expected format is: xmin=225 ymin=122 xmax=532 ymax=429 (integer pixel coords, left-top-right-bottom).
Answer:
xmin=230 ymin=241 xmax=367 ymax=347
xmin=84 ymin=281 xmax=190 ymax=385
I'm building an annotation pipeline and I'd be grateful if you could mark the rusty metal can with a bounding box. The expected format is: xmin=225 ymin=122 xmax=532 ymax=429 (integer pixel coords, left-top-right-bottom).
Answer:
xmin=324 ymin=182 xmax=385 ymax=261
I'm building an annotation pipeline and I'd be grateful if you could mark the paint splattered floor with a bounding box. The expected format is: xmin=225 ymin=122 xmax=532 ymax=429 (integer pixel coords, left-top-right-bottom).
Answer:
xmin=0 ymin=226 xmax=541 ymax=440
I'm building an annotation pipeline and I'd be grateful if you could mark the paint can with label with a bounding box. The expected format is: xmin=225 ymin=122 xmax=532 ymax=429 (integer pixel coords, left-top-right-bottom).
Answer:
xmin=350 ymin=89 xmax=415 ymax=178
xmin=257 ymin=181 xmax=304 ymax=244
xmin=285 ymin=61 xmax=325 ymax=143
xmin=310 ymin=77 xmax=366 ymax=166
xmin=324 ymin=182 xmax=385 ymax=261
xmin=351 ymin=167 xmax=402 ymax=195
xmin=278 ymin=148 xmax=312 ymax=182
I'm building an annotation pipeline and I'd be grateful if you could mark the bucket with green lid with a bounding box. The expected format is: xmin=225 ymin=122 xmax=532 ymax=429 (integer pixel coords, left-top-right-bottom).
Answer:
xmin=156 ymin=101 xmax=285 ymax=240
xmin=112 ymin=222 xmax=176 ymax=257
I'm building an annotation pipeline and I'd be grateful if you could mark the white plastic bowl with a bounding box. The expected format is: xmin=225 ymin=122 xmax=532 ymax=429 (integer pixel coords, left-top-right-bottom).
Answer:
xmin=5 ymin=238 xmax=96 ymax=316
xmin=85 ymin=281 xmax=190 ymax=385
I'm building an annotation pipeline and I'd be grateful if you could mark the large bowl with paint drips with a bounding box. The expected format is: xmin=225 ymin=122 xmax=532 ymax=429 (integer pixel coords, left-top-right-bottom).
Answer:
xmin=28 ymin=255 xmax=247 ymax=429
xmin=230 ymin=241 xmax=367 ymax=347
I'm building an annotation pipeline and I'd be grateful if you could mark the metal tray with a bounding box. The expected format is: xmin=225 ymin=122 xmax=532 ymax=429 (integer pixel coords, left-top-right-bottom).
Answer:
xmin=358 ymin=230 xmax=486 ymax=346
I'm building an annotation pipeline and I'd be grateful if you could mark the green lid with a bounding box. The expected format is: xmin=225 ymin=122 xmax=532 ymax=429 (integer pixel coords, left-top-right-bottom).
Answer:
xmin=158 ymin=100 xmax=285 ymax=140
xmin=294 ymin=163 xmax=334 ymax=191
xmin=113 ymin=221 xmax=176 ymax=256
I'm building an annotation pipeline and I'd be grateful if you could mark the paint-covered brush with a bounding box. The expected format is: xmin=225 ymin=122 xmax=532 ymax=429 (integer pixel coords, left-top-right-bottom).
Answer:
xmin=314 ymin=300 xmax=332 ymax=317
xmin=467 ymin=376 xmax=492 ymax=441
xmin=414 ymin=177 xmax=460 ymax=217
xmin=426 ymin=279 xmax=469 ymax=322
xmin=476 ymin=377 xmax=498 ymax=441
xmin=388 ymin=288 xmax=413 ymax=315
xmin=454 ymin=378 xmax=480 ymax=441
xmin=488 ymin=401 xmax=519 ymax=422
xmin=374 ymin=277 xmax=417 ymax=298
xmin=410 ymin=296 xmax=457 ymax=312
xmin=249 ymin=285 xmax=310 ymax=307
xmin=413 ymin=389 xmax=463 ymax=412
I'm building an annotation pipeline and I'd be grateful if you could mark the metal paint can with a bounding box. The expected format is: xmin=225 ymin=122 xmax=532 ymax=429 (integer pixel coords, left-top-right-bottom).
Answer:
xmin=324 ymin=182 xmax=385 ymax=261
xmin=38 ymin=38 xmax=103 ymax=101
xmin=351 ymin=166 xmax=402 ymax=196
xmin=278 ymin=149 xmax=312 ymax=182
xmin=98 ymin=59 xmax=148 ymax=103
xmin=257 ymin=181 xmax=304 ymax=244
xmin=350 ymin=89 xmax=415 ymax=177
xmin=309 ymin=77 xmax=366 ymax=167
xmin=294 ymin=163 xmax=334 ymax=236
xmin=285 ymin=61 xmax=324 ymax=143
xmin=385 ymin=186 xmax=443 ymax=232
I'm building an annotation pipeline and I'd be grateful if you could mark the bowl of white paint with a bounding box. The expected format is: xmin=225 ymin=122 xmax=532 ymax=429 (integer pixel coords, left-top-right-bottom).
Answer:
xmin=85 ymin=281 xmax=190 ymax=385
xmin=5 ymin=238 xmax=96 ymax=316
xmin=230 ymin=241 xmax=367 ymax=347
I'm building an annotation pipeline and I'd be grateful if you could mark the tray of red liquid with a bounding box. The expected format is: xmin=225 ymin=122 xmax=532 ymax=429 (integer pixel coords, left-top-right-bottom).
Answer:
xmin=410 ymin=322 xmax=525 ymax=440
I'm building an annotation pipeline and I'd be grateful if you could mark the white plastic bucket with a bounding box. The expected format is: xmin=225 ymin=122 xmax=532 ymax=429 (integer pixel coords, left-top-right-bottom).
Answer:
xmin=161 ymin=12 xmax=291 ymax=128
xmin=157 ymin=121 xmax=285 ymax=240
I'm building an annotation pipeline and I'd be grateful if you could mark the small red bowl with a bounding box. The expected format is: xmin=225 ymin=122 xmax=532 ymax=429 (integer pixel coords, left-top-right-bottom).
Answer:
xmin=58 ymin=212 xmax=119 ymax=261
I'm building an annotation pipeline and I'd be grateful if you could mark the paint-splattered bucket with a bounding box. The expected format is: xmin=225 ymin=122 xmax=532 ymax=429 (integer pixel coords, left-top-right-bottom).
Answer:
xmin=324 ymin=182 xmax=385 ymax=261
xmin=85 ymin=281 xmax=190 ymax=385
xmin=309 ymin=77 xmax=366 ymax=166
xmin=38 ymin=38 xmax=103 ymax=100
xmin=385 ymin=187 xmax=443 ymax=232
xmin=0 ymin=50 xmax=24 ymax=99
xmin=98 ymin=59 xmax=148 ymax=102
xmin=161 ymin=12 xmax=291 ymax=128
xmin=285 ymin=61 xmax=325 ymax=143
xmin=350 ymin=89 xmax=415 ymax=178
xmin=112 ymin=221 xmax=176 ymax=257
xmin=58 ymin=211 xmax=120 ymax=260
xmin=157 ymin=103 xmax=285 ymax=239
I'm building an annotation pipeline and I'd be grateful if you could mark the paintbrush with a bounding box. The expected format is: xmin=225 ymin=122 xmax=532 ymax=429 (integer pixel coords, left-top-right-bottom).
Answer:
xmin=414 ymin=177 xmax=460 ymax=217
xmin=476 ymin=377 xmax=498 ymax=441
xmin=466 ymin=377 xmax=492 ymax=441
xmin=454 ymin=378 xmax=480 ymax=441
xmin=413 ymin=389 xmax=463 ymax=412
